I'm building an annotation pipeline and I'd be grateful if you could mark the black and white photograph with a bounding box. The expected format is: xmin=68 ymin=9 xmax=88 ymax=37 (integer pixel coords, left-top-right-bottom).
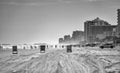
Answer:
xmin=0 ymin=0 xmax=120 ymax=73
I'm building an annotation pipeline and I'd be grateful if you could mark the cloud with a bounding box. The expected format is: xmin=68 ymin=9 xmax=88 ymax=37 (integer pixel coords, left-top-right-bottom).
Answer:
xmin=0 ymin=2 xmax=57 ymax=6
xmin=0 ymin=0 xmax=74 ymax=6
xmin=86 ymin=0 xmax=105 ymax=2
xmin=88 ymin=0 xmax=97 ymax=1
xmin=86 ymin=0 xmax=119 ymax=2
xmin=58 ymin=0 xmax=73 ymax=4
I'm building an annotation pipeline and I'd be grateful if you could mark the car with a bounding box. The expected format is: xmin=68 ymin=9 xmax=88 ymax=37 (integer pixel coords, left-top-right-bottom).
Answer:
xmin=85 ymin=43 xmax=97 ymax=47
xmin=99 ymin=43 xmax=115 ymax=49
xmin=72 ymin=44 xmax=81 ymax=47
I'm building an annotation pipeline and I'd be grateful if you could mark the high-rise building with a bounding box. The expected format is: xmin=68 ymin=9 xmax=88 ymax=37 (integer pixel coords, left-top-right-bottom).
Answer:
xmin=72 ymin=30 xmax=84 ymax=39
xmin=64 ymin=35 xmax=71 ymax=43
xmin=59 ymin=38 xmax=64 ymax=43
xmin=117 ymin=9 xmax=120 ymax=36
xmin=84 ymin=21 xmax=93 ymax=42
xmin=117 ymin=9 xmax=120 ymax=26
xmin=71 ymin=30 xmax=84 ymax=43
xmin=84 ymin=17 xmax=117 ymax=43
xmin=64 ymin=35 xmax=71 ymax=40
xmin=58 ymin=30 xmax=84 ymax=44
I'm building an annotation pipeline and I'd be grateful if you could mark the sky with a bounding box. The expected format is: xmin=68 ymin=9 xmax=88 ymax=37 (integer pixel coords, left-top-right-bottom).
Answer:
xmin=0 ymin=0 xmax=120 ymax=44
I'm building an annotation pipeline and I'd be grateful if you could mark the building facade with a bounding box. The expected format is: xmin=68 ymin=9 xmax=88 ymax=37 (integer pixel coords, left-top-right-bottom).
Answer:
xmin=117 ymin=9 xmax=120 ymax=26
xmin=64 ymin=35 xmax=71 ymax=43
xmin=71 ymin=30 xmax=84 ymax=44
xmin=117 ymin=9 xmax=120 ymax=36
xmin=59 ymin=38 xmax=64 ymax=43
xmin=84 ymin=17 xmax=117 ymax=43
xmin=59 ymin=30 xmax=84 ymax=44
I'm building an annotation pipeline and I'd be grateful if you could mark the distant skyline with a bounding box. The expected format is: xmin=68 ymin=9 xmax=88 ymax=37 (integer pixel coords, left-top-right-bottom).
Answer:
xmin=0 ymin=0 xmax=120 ymax=44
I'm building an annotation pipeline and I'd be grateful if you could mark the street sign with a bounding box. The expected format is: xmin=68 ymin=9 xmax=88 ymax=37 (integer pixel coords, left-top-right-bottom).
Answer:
xmin=66 ymin=45 xmax=72 ymax=53
xmin=12 ymin=46 xmax=18 ymax=54
xmin=40 ymin=45 xmax=46 ymax=53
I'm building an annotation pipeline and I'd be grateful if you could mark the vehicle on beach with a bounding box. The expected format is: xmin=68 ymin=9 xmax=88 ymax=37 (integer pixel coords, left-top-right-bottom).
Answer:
xmin=99 ymin=43 xmax=115 ymax=49
xmin=85 ymin=43 xmax=97 ymax=47
xmin=72 ymin=44 xmax=81 ymax=47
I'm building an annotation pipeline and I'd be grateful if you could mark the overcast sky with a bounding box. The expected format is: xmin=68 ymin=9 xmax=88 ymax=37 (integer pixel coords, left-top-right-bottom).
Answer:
xmin=0 ymin=0 xmax=120 ymax=44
